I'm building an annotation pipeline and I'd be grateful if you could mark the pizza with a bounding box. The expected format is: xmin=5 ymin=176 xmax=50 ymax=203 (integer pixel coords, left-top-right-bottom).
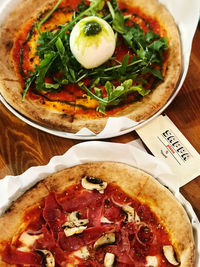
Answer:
xmin=0 ymin=0 xmax=181 ymax=133
xmin=0 ymin=162 xmax=195 ymax=266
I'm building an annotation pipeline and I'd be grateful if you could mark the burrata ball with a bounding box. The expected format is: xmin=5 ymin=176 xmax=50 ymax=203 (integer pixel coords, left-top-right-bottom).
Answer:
xmin=70 ymin=16 xmax=116 ymax=69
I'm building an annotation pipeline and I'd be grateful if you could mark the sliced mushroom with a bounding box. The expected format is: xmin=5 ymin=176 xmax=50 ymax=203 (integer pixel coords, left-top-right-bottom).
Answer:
xmin=62 ymin=221 xmax=75 ymax=229
xmin=134 ymin=212 xmax=141 ymax=224
xmin=74 ymin=219 xmax=89 ymax=227
xmin=94 ymin=233 xmax=115 ymax=249
xmin=100 ymin=216 xmax=113 ymax=224
xmin=73 ymin=246 xmax=90 ymax=259
xmin=64 ymin=226 xmax=87 ymax=237
xmin=68 ymin=211 xmax=79 ymax=222
xmin=81 ymin=176 xmax=107 ymax=194
xmin=122 ymin=205 xmax=140 ymax=224
xmin=62 ymin=211 xmax=89 ymax=229
xmin=63 ymin=219 xmax=89 ymax=228
xmin=122 ymin=205 xmax=135 ymax=222
xmin=145 ymin=256 xmax=158 ymax=267
xmin=104 ymin=252 xmax=116 ymax=267
xmin=163 ymin=245 xmax=180 ymax=266
xmin=35 ymin=249 xmax=55 ymax=267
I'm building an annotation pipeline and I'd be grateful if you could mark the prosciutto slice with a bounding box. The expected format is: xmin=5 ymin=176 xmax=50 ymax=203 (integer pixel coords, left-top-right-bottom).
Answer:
xmin=59 ymin=190 xmax=103 ymax=212
xmin=2 ymin=244 xmax=42 ymax=265
xmin=43 ymin=191 xmax=66 ymax=239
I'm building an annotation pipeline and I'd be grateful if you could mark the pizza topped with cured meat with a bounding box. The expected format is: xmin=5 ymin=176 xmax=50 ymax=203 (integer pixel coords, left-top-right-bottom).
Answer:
xmin=0 ymin=162 xmax=195 ymax=266
xmin=0 ymin=0 xmax=181 ymax=133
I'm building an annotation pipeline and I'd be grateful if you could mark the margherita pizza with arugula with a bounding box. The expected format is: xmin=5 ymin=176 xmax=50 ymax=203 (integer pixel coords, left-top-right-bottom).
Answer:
xmin=0 ymin=162 xmax=195 ymax=266
xmin=0 ymin=0 xmax=181 ymax=133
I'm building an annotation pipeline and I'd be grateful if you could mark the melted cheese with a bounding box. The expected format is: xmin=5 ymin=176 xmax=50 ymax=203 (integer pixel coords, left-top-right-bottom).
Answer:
xmin=145 ymin=256 xmax=158 ymax=267
xmin=18 ymin=232 xmax=43 ymax=251
xmin=73 ymin=246 xmax=90 ymax=259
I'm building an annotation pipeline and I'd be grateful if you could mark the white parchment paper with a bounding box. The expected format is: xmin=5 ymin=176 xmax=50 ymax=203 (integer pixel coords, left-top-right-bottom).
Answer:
xmin=0 ymin=141 xmax=199 ymax=265
xmin=0 ymin=0 xmax=199 ymax=139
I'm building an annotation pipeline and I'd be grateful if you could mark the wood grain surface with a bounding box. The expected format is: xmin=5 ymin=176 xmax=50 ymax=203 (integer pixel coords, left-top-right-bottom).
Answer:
xmin=0 ymin=25 xmax=200 ymax=220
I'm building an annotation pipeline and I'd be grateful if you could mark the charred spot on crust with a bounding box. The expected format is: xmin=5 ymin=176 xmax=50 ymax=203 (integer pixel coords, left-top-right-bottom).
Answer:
xmin=68 ymin=177 xmax=75 ymax=182
xmin=5 ymin=41 xmax=13 ymax=51
xmin=4 ymin=207 xmax=12 ymax=214
xmin=61 ymin=113 xmax=67 ymax=118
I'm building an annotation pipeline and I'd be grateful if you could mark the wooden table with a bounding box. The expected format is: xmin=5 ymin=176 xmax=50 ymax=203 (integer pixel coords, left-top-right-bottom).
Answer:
xmin=0 ymin=25 xmax=200 ymax=220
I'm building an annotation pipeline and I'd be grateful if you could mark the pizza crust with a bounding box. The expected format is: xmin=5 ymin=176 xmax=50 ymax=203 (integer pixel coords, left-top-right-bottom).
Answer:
xmin=0 ymin=162 xmax=195 ymax=266
xmin=0 ymin=0 xmax=181 ymax=133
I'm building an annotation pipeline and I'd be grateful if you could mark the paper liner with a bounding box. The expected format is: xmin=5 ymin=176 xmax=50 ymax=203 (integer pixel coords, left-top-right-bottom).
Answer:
xmin=0 ymin=141 xmax=199 ymax=265
xmin=0 ymin=0 xmax=200 ymax=139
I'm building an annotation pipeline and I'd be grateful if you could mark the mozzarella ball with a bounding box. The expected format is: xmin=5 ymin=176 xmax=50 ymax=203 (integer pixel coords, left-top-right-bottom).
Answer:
xmin=70 ymin=16 xmax=116 ymax=69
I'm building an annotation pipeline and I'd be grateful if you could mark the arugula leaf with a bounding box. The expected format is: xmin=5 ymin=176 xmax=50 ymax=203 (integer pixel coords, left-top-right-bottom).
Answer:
xmin=107 ymin=1 xmax=127 ymax=34
xmin=36 ymin=0 xmax=63 ymax=34
xmin=22 ymin=0 xmax=168 ymax=113
xmin=22 ymin=71 xmax=36 ymax=100
xmin=45 ymin=83 xmax=60 ymax=89
xmin=118 ymin=53 xmax=129 ymax=75
xmin=38 ymin=0 xmax=105 ymax=53
xmin=89 ymin=0 xmax=105 ymax=12
xmin=35 ymin=31 xmax=54 ymax=59
xmin=94 ymin=87 xmax=102 ymax=98
xmin=143 ymin=68 xmax=163 ymax=80
xmin=53 ymin=77 xmax=69 ymax=85
xmin=136 ymin=47 xmax=146 ymax=60
xmin=79 ymin=79 xmax=150 ymax=113
xmin=106 ymin=0 xmax=168 ymax=81
xmin=22 ymin=52 xmax=59 ymax=99
xmin=145 ymin=30 xmax=160 ymax=42
xmin=148 ymin=37 xmax=168 ymax=52
xmin=77 ymin=0 xmax=89 ymax=12
xmin=55 ymin=37 xmax=76 ymax=83
xmin=35 ymin=52 xmax=58 ymax=91
xmin=123 ymin=25 xmax=146 ymax=51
